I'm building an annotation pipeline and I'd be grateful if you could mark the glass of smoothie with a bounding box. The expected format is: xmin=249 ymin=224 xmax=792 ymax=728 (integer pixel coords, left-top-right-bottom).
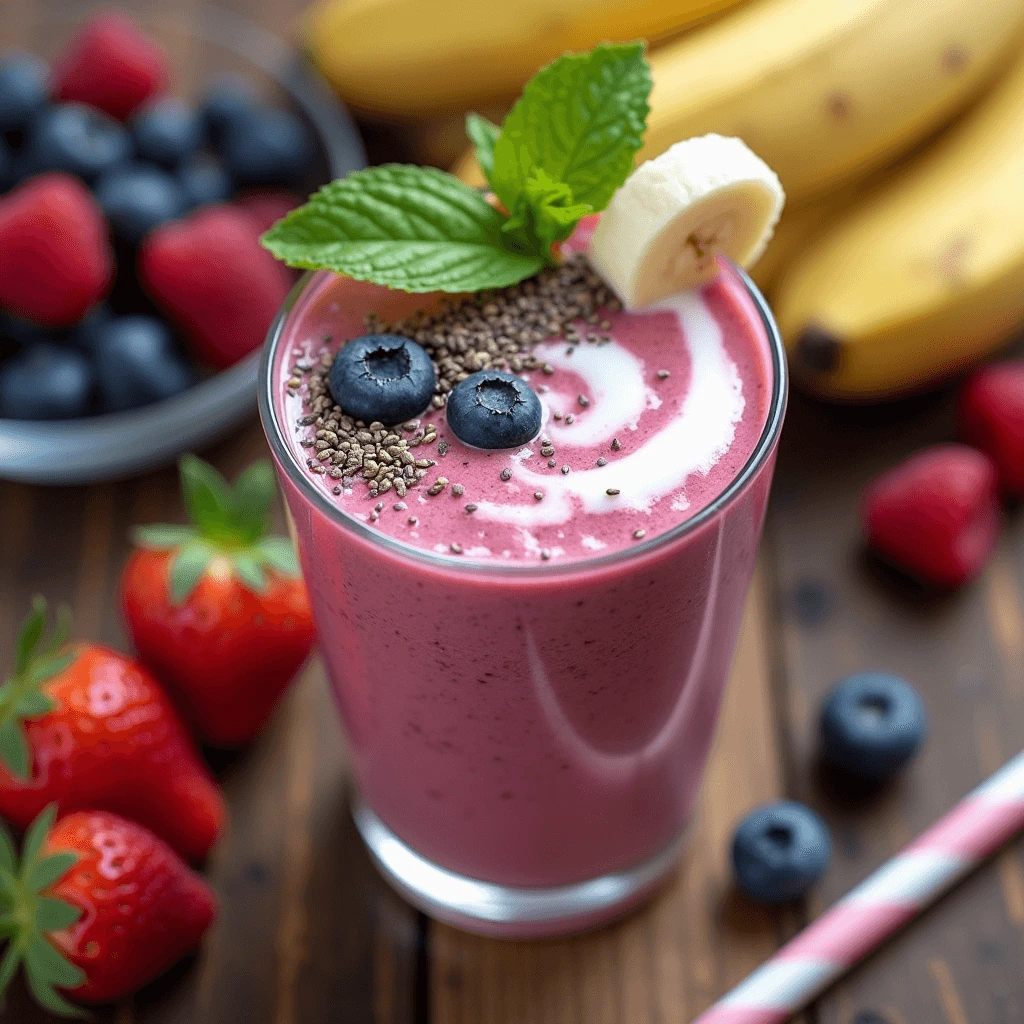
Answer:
xmin=259 ymin=222 xmax=787 ymax=936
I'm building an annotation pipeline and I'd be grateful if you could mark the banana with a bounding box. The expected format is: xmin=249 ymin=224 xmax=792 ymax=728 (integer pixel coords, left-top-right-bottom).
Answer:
xmin=587 ymin=135 xmax=784 ymax=308
xmin=773 ymin=51 xmax=1024 ymax=401
xmin=303 ymin=0 xmax=751 ymax=119
xmin=454 ymin=0 xmax=1024 ymax=206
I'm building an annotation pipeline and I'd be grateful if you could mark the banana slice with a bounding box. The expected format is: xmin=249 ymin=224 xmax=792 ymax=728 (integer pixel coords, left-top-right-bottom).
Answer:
xmin=587 ymin=134 xmax=784 ymax=308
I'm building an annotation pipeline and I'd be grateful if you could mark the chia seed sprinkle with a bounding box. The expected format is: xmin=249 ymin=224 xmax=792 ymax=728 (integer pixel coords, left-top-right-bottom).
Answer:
xmin=633 ymin=528 xmax=646 ymax=540
xmin=547 ymin=459 xmax=556 ymax=468
xmin=577 ymin=394 xmax=590 ymax=408
xmin=596 ymin=457 xmax=607 ymax=467
xmin=657 ymin=369 xmax=670 ymax=379
xmin=561 ymin=465 xmax=570 ymax=475
xmin=606 ymin=487 xmax=620 ymax=496
xmin=611 ymin=437 xmax=622 ymax=451
xmin=451 ymin=483 xmax=465 ymax=497
xmin=450 ymin=542 xmax=463 ymax=554
xmin=553 ymin=411 xmax=563 ymax=420
xmin=534 ymin=491 xmax=544 ymax=501
xmin=332 ymin=486 xmax=342 ymax=495
xmin=541 ymin=548 xmax=552 ymax=560
xmin=564 ymin=414 xmax=575 ymax=424
xmin=393 ymin=502 xmax=407 ymax=511
xmin=407 ymin=516 xmax=418 ymax=525
xmin=437 ymin=440 xmax=450 ymax=457
xmin=500 ymin=468 xmax=512 ymax=482
xmin=465 ymin=503 xmax=478 ymax=513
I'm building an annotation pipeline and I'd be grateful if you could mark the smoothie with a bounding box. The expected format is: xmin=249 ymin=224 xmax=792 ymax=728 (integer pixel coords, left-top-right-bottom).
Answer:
xmin=262 ymin=256 xmax=784 ymax=924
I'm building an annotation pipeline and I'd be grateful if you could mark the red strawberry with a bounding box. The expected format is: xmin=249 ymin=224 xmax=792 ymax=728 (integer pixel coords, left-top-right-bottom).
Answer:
xmin=958 ymin=363 xmax=1024 ymax=497
xmin=52 ymin=12 xmax=168 ymax=120
xmin=0 ymin=598 xmax=223 ymax=861
xmin=140 ymin=205 xmax=292 ymax=369
xmin=121 ymin=455 xmax=315 ymax=747
xmin=0 ymin=805 xmax=215 ymax=1011
xmin=862 ymin=443 xmax=1001 ymax=588
xmin=235 ymin=189 xmax=302 ymax=235
xmin=0 ymin=174 xmax=113 ymax=327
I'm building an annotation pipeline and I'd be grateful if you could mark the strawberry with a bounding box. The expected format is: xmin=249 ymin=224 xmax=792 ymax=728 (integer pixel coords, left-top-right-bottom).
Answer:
xmin=861 ymin=443 xmax=1002 ymax=588
xmin=0 ymin=805 xmax=215 ymax=1011
xmin=0 ymin=174 xmax=113 ymax=327
xmin=52 ymin=12 xmax=169 ymax=121
xmin=121 ymin=455 xmax=315 ymax=747
xmin=0 ymin=599 xmax=223 ymax=862
xmin=139 ymin=205 xmax=293 ymax=369
xmin=958 ymin=362 xmax=1024 ymax=498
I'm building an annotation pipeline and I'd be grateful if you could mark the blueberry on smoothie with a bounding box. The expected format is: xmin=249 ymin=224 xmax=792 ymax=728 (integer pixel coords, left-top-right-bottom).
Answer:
xmin=0 ymin=343 xmax=93 ymax=419
xmin=201 ymin=74 xmax=259 ymax=140
xmin=732 ymin=801 xmax=832 ymax=904
xmin=95 ymin=164 xmax=186 ymax=245
xmin=131 ymin=98 xmax=205 ymax=168
xmin=92 ymin=315 xmax=194 ymax=412
xmin=328 ymin=334 xmax=435 ymax=424
xmin=447 ymin=370 xmax=542 ymax=450
xmin=819 ymin=672 xmax=927 ymax=782
xmin=0 ymin=52 xmax=48 ymax=133
xmin=24 ymin=103 xmax=132 ymax=183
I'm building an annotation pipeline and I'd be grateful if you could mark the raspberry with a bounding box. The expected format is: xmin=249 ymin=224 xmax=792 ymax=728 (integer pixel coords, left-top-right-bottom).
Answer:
xmin=52 ymin=13 xmax=169 ymax=121
xmin=861 ymin=443 xmax=1001 ymax=589
xmin=139 ymin=205 xmax=292 ymax=370
xmin=234 ymin=190 xmax=302 ymax=235
xmin=958 ymin=363 xmax=1024 ymax=497
xmin=0 ymin=173 xmax=112 ymax=326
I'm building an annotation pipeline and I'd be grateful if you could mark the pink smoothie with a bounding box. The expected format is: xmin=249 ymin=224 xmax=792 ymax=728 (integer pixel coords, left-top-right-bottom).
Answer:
xmin=263 ymin=260 xmax=783 ymax=889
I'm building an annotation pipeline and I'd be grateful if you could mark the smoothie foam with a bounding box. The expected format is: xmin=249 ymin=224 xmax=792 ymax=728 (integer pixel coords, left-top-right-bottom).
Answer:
xmin=273 ymin=260 xmax=771 ymax=562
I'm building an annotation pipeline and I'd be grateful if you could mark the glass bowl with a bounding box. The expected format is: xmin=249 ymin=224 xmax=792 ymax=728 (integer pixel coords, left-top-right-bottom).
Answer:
xmin=0 ymin=2 xmax=365 ymax=484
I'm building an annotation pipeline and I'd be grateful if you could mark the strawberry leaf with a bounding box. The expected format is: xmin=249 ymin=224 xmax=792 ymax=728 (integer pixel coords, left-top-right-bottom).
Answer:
xmin=133 ymin=524 xmax=196 ymax=549
xmin=258 ymin=537 xmax=300 ymax=577
xmin=0 ymin=942 xmax=20 ymax=999
xmin=15 ymin=598 xmax=47 ymax=677
xmin=22 ymin=806 xmax=57 ymax=872
xmin=15 ymin=690 xmax=55 ymax=719
xmin=232 ymin=553 xmax=268 ymax=594
xmin=0 ymin=720 xmax=29 ymax=781
xmin=0 ymin=824 xmax=14 ymax=878
xmin=27 ymin=933 xmax=84 ymax=988
xmin=230 ymin=460 xmax=276 ymax=545
xmin=34 ymin=898 xmax=81 ymax=933
xmin=27 ymin=855 xmax=77 ymax=896
xmin=24 ymin=957 xmax=86 ymax=1018
xmin=169 ymin=542 xmax=214 ymax=606
xmin=180 ymin=455 xmax=236 ymax=541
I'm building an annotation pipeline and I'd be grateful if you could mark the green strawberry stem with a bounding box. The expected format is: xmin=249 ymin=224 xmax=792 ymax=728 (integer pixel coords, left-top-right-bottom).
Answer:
xmin=133 ymin=455 xmax=300 ymax=606
xmin=0 ymin=805 xmax=86 ymax=1018
xmin=0 ymin=598 xmax=74 ymax=781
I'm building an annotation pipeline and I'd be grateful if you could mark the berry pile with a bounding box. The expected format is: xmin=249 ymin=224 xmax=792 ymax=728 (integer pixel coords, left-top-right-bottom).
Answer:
xmin=0 ymin=12 xmax=307 ymax=421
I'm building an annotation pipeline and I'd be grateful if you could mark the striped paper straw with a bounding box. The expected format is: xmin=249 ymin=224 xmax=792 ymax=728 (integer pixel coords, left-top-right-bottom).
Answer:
xmin=695 ymin=749 xmax=1024 ymax=1024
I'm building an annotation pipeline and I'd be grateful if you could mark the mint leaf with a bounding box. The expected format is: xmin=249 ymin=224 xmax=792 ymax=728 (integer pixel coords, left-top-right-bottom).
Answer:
xmin=492 ymin=42 xmax=651 ymax=218
xmin=261 ymin=164 xmax=543 ymax=293
xmin=466 ymin=114 xmax=500 ymax=183
xmin=502 ymin=168 xmax=593 ymax=258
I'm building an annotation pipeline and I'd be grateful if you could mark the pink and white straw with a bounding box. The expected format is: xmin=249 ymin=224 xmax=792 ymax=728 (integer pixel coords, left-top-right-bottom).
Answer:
xmin=695 ymin=750 xmax=1024 ymax=1024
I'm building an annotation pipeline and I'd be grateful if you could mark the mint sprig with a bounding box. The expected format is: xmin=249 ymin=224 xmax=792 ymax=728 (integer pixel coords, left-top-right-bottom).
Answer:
xmin=261 ymin=42 xmax=651 ymax=292
xmin=134 ymin=455 xmax=301 ymax=606
xmin=0 ymin=805 xmax=86 ymax=1018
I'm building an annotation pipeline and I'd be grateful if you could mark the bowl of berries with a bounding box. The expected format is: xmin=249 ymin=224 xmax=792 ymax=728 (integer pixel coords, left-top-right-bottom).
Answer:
xmin=0 ymin=4 xmax=365 ymax=484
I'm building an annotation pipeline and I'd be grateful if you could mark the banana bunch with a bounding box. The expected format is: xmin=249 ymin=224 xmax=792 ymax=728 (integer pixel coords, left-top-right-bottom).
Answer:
xmin=774 ymin=50 xmax=1024 ymax=400
xmin=303 ymin=0 xmax=751 ymax=119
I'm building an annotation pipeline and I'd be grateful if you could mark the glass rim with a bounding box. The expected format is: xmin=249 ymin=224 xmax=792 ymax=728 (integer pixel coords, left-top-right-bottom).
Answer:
xmin=258 ymin=263 xmax=789 ymax=577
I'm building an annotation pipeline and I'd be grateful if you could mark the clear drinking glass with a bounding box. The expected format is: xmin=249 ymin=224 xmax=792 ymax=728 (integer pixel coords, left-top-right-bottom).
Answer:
xmin=260 ymin=265 xmax=787 ymax=938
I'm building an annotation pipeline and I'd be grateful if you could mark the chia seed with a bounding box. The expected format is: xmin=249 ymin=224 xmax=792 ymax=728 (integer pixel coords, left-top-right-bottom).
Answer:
xmin=596 ymin=457 xmax=607 ymax=467
xmin=606 ymin=487 xmax=620 ymax=496
xmin=500 ymin=468 xmax=512 ymax=482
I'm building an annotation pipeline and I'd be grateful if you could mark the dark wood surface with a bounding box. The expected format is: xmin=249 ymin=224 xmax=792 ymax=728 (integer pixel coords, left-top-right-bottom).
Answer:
xmin=4 ymin=1 xmax=1024 ymax=1022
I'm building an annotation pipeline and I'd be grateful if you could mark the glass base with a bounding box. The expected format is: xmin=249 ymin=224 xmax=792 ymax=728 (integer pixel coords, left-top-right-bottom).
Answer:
xmin=353 ymin=801 xmax=688 ymax=939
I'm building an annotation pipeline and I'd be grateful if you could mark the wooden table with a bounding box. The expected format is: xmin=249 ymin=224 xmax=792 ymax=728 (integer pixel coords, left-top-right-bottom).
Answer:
xmin=5 ymin=2 xmax=1024 ymax=1022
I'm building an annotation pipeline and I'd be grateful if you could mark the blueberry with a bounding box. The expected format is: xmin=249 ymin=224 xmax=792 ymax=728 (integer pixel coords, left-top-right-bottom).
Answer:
xmin=820 ymin=673 xmax=927 ymax=782
xmin=201 ymin=74 xmax=259 ymax=139
xmin=0 ymin=343 xmax=93 ymax=419
xmin=328 ymin=334 xmax=435 ymax=424
xmin=177 ymin=153 xmax=233 ymax=210
xmin=95 ymin=164 xmax=185 ymax=246
xmin=0 ymin=312 xmax=67 ymax=348
xmin=67 ymin=304 xmax=114 ymax=352
xmin=732 ymin=801 xmax=832 ymax=904
xmin=24 ymin=103 xmax=132 ymax=183
xmin=446 ymin=370 xmax=542 ymax=449
xmin=92 ymin=316 xmax=194 ymax=412
xmin=130 ymin=98 xmax=205 ymax=169
xmin=220 ymin=107 xmax=311 ymax=187
xmin=0 ymin=52 xmax=48 ymax=133
xmin=0 ymin=135 xmax=12 ymax=189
